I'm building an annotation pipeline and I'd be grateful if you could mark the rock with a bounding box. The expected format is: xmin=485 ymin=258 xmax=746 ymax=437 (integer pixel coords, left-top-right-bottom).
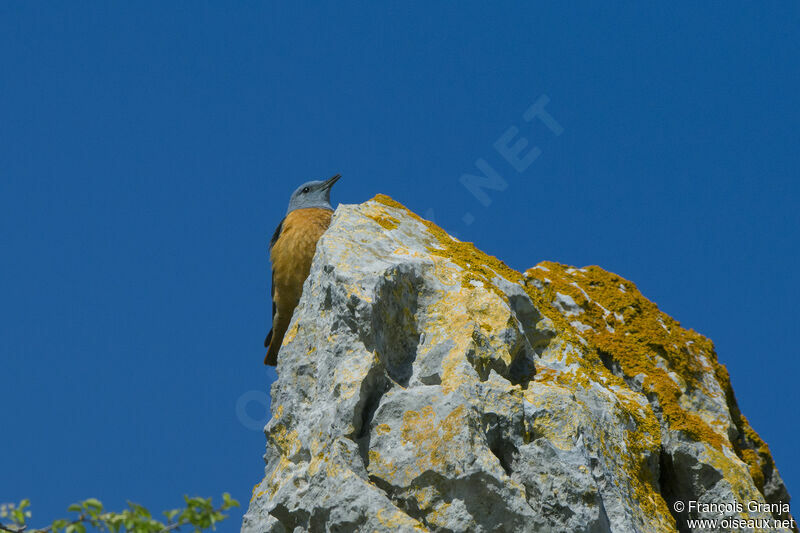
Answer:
xmin=242 ymin=195 xmax=793 ymax=533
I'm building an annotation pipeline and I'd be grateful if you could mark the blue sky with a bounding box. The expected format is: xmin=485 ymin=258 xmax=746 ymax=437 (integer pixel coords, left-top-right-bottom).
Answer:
xmin=1 ymin=3 xmax=797 ymax=529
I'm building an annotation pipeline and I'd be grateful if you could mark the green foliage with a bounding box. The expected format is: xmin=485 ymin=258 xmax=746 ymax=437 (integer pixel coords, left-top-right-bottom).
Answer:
xmin=0 ymin=494 xmax=239 ymax=533
xmin=0 ymin=500 xmax=31 ymax=530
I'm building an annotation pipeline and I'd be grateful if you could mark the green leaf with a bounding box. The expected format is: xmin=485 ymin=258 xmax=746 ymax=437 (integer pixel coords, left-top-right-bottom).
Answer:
xmin=221 ymin=493 xmax=240 ymax=510
xmin=4 ymin=493 xmax=237 ymax=533
xmin=11 ymin=508 xmax=25 ymax=525
xmin=127 ymin=501 xmax=151 ymax=519
xmin=83 ymin=498 xmax=103 ymax=512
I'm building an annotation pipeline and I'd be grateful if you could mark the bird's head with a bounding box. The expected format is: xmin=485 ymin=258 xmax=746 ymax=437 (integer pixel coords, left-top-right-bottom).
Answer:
xmin=286 ymin=174 xmax=341 ymax=214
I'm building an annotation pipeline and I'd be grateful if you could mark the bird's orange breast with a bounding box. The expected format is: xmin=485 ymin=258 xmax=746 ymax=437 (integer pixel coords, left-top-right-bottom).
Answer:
xmin=270 ymin=208 xmax=334 ymax=315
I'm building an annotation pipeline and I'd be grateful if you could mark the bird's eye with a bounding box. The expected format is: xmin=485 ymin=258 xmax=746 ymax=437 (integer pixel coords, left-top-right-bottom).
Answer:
xmin=302 ymin=187 xmax=310 ymax=193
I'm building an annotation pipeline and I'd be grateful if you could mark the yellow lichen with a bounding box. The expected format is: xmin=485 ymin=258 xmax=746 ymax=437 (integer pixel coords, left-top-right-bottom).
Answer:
xmin=368 ymin=449 xmax=399 ymax=480
xmin=373 ymin=195 xmax=521 ymax=299
xmin=523 ymin=261 xmax=779 ymax=503
xmin=525 ymin=263 xmax=727 ymax=446
xmin=371 ymin=212 xmax=400 ymax=231
xmin=376 ymin=508 xmax=427 ymax=530
xmin=266 ymin=455 xmax=291 ymax=498
xmin=270 ymin=423 xmax=301 ymax=457
xmin=282 ymin=321 xmax=300 ymax=346
xmin=400 ymin=405 xmax=468 ymax=477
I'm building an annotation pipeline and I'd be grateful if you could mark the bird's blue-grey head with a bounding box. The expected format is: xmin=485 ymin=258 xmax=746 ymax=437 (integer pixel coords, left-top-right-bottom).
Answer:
xmin=286 ymin=174 xmax=341 ymax=214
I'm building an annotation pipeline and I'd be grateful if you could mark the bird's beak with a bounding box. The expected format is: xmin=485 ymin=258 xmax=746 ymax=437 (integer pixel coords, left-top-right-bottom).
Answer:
xmin=322 ymin=173 xmax=341 ymax=190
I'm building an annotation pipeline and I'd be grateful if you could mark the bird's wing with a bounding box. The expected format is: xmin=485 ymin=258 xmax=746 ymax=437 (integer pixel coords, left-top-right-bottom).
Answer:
xmin=265 ymin=218 xmax=285 ymax=348
xmin=269 ymin=217 xmax=284 ymax=251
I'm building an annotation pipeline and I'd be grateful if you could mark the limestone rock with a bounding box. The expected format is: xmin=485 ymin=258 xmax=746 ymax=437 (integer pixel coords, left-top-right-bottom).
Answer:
xmin=242 ymin=196 xmax=792 ymax=533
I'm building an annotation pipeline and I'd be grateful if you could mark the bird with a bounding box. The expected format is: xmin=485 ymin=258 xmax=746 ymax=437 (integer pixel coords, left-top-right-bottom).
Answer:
xmin=264 ymin=174 xmax=341 ymax=366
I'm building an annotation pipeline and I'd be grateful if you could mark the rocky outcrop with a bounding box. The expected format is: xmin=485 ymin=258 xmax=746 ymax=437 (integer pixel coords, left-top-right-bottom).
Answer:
xmin=242 ymin=195 xmax=792 ymax=532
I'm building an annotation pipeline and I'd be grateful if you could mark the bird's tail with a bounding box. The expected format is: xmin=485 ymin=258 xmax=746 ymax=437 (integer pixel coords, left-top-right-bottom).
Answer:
xmin=264 ymin=329 xmax=277 ymax=366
